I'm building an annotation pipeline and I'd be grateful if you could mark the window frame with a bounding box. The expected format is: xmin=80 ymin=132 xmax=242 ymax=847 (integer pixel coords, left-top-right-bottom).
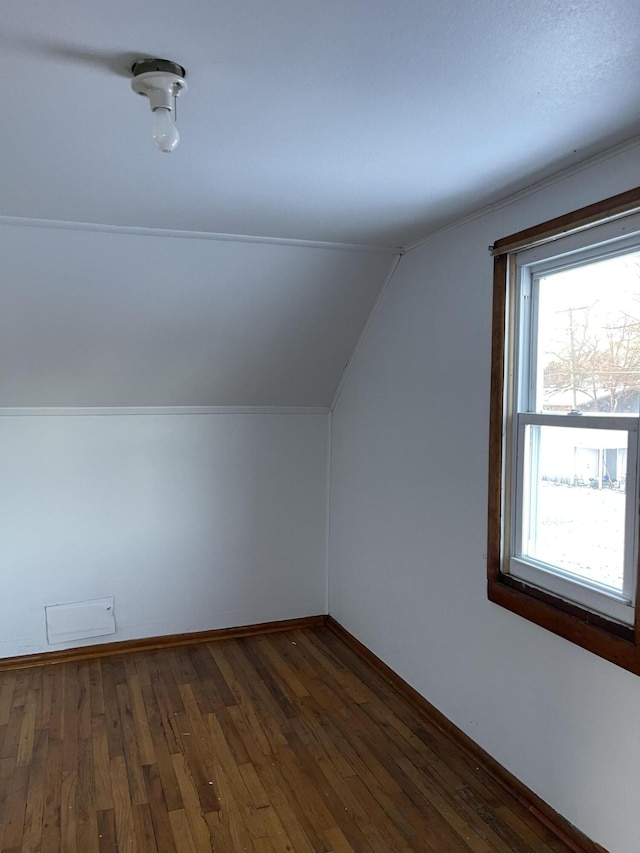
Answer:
xmin=487 ymin=186 xmax=640 ymax=674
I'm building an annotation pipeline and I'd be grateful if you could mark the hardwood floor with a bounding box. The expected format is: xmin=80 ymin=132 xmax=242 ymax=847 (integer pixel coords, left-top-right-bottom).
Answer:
xmin=0 ymin=626 xmax=579 ymax=852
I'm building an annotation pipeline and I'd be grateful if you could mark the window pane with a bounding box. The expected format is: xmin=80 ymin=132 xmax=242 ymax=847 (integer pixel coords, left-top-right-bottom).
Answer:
xmin=537 ymin=251 xmax=640 ymax=414
xmin=520 ymin=425 xmax=628 ymax=592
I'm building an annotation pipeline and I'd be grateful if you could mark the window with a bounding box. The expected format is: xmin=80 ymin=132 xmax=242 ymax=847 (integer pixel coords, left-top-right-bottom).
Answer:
xmin=487 ymin=187 xmax=640 ymax=673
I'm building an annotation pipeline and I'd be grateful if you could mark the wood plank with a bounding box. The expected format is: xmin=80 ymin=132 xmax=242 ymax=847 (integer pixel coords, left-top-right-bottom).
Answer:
xmin=89 ymin=659 xmax=106 ymax=717
xmin=36 ymin=666 xmax=53 ymax=731
xmin=110 ymin=754 xmax=137 ymax=853
xmin=170 ymin=752 xmax=213 ymax=852
xmin=206 ymin=714 xmax=267 ymax=840
xmin=0 ymin=627 xmax=596 ymax=853
xmin=92 ymin=714 xmax=114 ymax=812
xmin=238 ymin=762 xmax=270 ymax=809
xmin=203 ymin=808 xmax=240 ymax=852
xmin=9 ymin=671 xmax=30 ymax=712
xmin=97 ymin=808 xmax=118 ymax=853
xmin=315 ymin=752 xmax=412 ymax=852
xmin=252 ymin=838 xmax=278 ymax=853
xmin=280 ymin=728 xmax=381 ymax=851
xmin=223 ymin=704 xmax=316 ymax=853
xmin=0 ymin=763 xmax=27 ymax=850
xmin=60 ymin=769 xmax=78 ymax=853
xmin=168 ymin=808 xmax=198 ymax=853
xmin=323 ymin=825 xmax=356 ymax=853
xmin=0 ymin=757 xmax=15 ymax=830
xmin=253 ymin=635 xmax=310 ymax=699
xmin=249 ymin=805 xmax=298 ymax=853
xmin=140 ymin=683 xmax=183 ymax=812
xmin=1 ymin=698 xmax=23 ymax=761
xmin=117 ymin=680 xmax=148 ymax=806
xmin=175 ymin=685 xmax=220 ymax=813
xmin=77 ymin=661 xmax=93 ymax=741
xmin=76 ymin=730 xmax=99 ymax=853
xmin=61 ymin=663 xmax=80 ymax=775
xmin=323 ymin=620 xmax=602 ymax=851
xmin=208 ymin=643 xmax=288 ymax=754
xmin=15 ymin=685 xmax=36 ymax=767
xmin=210 ymin=768 xmax=257 ymax=851
xmin=143 ymin=763 xmax=178 ymax=853
xmin=41 ymin=737 xmax=63 ymax=853
xmin=321 ymin=628 xmax=542 ymax=846
xmin=132 ymin=801 xmax=159 ymax=853
xmin=293 ymin=629 xmax=376 ymax=705
xmin=0 ymin=675 xmax=16 ymax=727
xmin=101 ymin=657 xmax=126 ymax=760
xmin=46 ymin=662 xmax=65 ymax=743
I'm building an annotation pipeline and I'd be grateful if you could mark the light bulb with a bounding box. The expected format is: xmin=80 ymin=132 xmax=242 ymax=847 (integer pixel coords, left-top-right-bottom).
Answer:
xmin=152 ymin=107 xmax=180 ymax=153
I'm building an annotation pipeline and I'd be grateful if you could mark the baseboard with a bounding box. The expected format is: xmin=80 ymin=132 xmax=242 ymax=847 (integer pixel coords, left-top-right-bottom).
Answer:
xmin=0 ymin=615 xmax=327 ymax=671
xmin=325 ymin=616 xmax=607 ymax=853
xmin=0 ymin=611 xmax=607 ymax=851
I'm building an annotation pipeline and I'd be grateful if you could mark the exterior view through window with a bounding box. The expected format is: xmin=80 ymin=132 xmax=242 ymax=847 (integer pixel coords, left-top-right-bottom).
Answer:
xmin=514 ymin=251 xmax=640 ymax=621
xmin=488 ymin=191 xmax=640 ymax=673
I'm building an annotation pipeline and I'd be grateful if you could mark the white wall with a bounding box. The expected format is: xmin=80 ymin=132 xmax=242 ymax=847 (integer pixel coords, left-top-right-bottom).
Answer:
xmin=0 ymin=411 xmax=328 ymax=658
xmin=329 ymin=140 xmax=640 ymax=853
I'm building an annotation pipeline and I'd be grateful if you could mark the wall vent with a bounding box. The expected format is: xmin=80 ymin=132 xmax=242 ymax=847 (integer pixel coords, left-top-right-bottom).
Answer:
xmin=45 ymin=597 xmax=116 ymax=645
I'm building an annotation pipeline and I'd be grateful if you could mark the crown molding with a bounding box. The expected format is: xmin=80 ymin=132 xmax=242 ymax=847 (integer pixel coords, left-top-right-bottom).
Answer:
xmin=0 ymin=406 xmax=330 ymax=417
xmin=0 ymin=215 xmax=402 ymax=256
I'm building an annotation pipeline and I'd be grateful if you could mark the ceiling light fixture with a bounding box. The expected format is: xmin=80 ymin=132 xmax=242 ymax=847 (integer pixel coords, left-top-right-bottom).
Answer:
xmin=131 ymin=58 xmax=187 ymax=153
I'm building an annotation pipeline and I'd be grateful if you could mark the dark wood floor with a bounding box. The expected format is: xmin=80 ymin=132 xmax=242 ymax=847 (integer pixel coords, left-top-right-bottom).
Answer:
xmin=0 ymin=626 xmax=576 ymax=852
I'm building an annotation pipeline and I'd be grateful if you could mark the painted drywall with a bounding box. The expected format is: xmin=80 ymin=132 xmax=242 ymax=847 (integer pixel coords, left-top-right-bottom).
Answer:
xmin=0 ymin=411 xmax=328 ymax=658
xmin=329 ymin=141 xmax=640 ymax=853
xmin=4 ymin=3 xmax=640 ymax=246
xmin=0 ymin=222 xmax=395 ymax=408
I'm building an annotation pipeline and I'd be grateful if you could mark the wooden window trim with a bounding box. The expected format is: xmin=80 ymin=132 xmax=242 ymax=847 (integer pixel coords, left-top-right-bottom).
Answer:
xmin=487 ymin=187 xmax=640 ymax=675
xmin=490 ymin=185 xmax=640 ymax=257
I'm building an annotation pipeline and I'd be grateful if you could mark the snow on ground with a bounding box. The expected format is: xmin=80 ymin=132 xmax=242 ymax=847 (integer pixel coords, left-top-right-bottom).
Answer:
xmin=533 ymin=481 xmax=625 ymax=590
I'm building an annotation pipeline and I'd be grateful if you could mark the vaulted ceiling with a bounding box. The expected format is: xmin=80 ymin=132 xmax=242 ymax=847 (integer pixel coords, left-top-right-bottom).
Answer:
xmin=0 ymin=224 xmax=395 ymax=407
xmin=2 ymin=0 xmax=639 ymax=407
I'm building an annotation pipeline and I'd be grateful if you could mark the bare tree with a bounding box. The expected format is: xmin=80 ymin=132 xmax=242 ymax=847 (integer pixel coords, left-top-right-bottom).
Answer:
xmin=543 ymin=302 xmax=640 ymax=412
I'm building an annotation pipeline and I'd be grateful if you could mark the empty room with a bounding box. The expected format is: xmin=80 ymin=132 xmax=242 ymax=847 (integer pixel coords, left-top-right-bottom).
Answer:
xmin=1 ymin=2 xmax=640 ymax=852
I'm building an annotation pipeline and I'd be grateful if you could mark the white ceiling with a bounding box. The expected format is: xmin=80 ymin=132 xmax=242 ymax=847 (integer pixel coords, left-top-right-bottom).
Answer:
xmin=1 ymin=1 xmax=638 ymax=409
xmin=3 ymin=0 xmax=639 ymax=247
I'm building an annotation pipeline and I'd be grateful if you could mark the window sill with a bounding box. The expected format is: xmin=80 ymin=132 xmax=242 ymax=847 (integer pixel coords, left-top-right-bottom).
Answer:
xmin=488 ymin=574 xmax=640 ymax=674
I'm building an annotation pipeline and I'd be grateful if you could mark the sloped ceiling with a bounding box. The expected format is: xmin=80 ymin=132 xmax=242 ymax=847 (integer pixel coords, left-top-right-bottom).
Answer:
xmin=1 ymin=1 xmax=639 ymax=407
xmin=0 ymin=225 xmax=395 ymax=407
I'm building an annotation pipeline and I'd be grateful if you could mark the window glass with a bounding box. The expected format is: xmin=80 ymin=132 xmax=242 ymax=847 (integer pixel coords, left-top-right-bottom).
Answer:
xmin=537 ymin=251 xmax=640 ymax=415
xmin=519 ymin=424 xmax=628 ymax=593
